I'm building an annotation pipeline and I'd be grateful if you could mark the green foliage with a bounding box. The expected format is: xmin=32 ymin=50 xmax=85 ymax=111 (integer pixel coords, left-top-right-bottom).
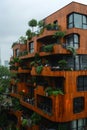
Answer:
xmin=12 ymin=98 xmax=22 ymax=110
xmin=13 ymin=57 xmax=21 ymax=63
xmin=28 ymin=19 xmax=37 ymax=32
xmin=45 ymin=87 xmax=64 ymax=96
xmin=66 ymin=46 xmax=77 ymax=56
xmin=0 ymin=110 xmax=9 ymax=127
xmin=58 ymin=59 xmax=67 ymax=70
xmin=43 ymin=44 xmax=53 ymax=52
xmin=22 ymin=119 xmax=28 ymax=127
xmin=18 ymin=36 xmax=27 ymax=44
xmin=0 ymin=66 xmax=11 ymax=93
xmin=28 ymin=19 xmax=37 ymax=27
xmin=31 ymin=112 xmax=41 ymax=125
xmin=45 ymin=23 xmax=58 ymax=30
xmin=36 ymin=65 xmax=43 ymax=74
xmin=38 ymin=20 xmax=45 ymax=28
xmin=30 ymin=53 xmax=41 ymax=67
xmin=53 ymin=31 xmax=66 ymax=38
xmin=26 ymin=29 xmax=32 ymax=40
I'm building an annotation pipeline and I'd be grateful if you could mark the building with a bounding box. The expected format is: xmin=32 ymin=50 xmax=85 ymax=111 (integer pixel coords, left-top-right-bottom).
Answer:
xmin=9 ymin=2 xmax=87 ymax=130
xmin=4 ymin=60 xmax=9 ymax=68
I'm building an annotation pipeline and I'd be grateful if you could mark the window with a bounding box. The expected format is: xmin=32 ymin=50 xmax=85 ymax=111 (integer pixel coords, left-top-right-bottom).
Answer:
xmin=77 ymin=76 xmax=87 ymax=91
xmin=66 ymin=34 xmax=79 ymax=49
xmin=70 ymin=118 xmax=87 ymax=130
xmin=29 ymin=42 xmax=34 ymax=53
xmin=73 ymin=97 xmax=84 ymax=113
xmin=68 ymin=13 xmax=87 ymax=29
xmin=15 ymin=49 xmax=19 ymax=57
xmin=53 ymin=20 xmax=58 ymax=30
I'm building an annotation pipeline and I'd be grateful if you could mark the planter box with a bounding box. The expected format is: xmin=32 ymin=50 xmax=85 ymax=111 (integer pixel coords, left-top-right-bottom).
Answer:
xmin=32 ymin=125 xmax=40 ymax=130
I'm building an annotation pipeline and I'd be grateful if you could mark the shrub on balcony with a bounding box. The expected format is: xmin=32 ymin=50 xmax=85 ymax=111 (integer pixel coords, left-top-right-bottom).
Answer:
xmin=36 ymin=65 xmax=43 ymax=74
xmin=22 ymin=118 xmax=28 ymax=127
xmin=58 ymin=59 xmax=67 ymax=70
xmin=13 ymin=57 xmax=21 ymax=63
xmin=53 ymin=31 xmax=66 ymax=39
xmin=45 ymin=23 xmax=59 ymax=30
xmin=45 ymin=87 xmax=64 ymax=96
xmin=43 ymin=44 xmax=53 ymax=52
xmin=31 ymin=112 xmax=41 ymax=125
xmin=66 ymin=46 xmax=77 ymax=57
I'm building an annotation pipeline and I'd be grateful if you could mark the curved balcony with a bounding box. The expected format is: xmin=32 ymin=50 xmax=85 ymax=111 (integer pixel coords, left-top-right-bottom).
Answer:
xmin=31 ymin=66 xmax=87 ymax=77
xmin=39 ymin=44 xmax=68 ymax=56
xmin=18 ymin=67 xmax=31 ymax=73
xmin=37 ymin=29 xmax=57 ymax=40
xmin=20 ymin=52 xmax=35 ymax=59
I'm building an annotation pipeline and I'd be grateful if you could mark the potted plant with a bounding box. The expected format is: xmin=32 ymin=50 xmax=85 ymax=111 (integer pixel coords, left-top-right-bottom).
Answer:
xmin=43 ymin=44 xmax=53 ymax=52
xmin=22 ymin=118 xmax=28 ymax=127
xmin=31 ymin=112 xmax=41 ymax=126
xmin=58 ymin=59 xmax=67 ymax=70
xmin=28 ymin=19 xmax=37 ymax=32
xmin=66 ymin=46 xmax=77 ymax=57
xmin=36 ymin=65 xmax=43 ymax=74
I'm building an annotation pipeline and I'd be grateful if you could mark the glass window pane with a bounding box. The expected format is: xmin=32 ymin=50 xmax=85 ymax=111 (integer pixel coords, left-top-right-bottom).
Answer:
xmin=68 ymin=14 xmax=73 ymax=28
xmin=74 ymin=14 xmax=82 ymax=28
xmin=78 ymin=119 xmax=83 ymax=127
xmin=83 ymin=16 xmax=87 ymax=24
xmin=84 ymin=77 xmax=87 ymax=90
xmin=73 ymin=97 xmax=84 ymax=113
xmin=75 ymin=56 xmax=80 ymax=70
xmin=71 ymin=120 xmax=76 ymax=128
xmin=69 ymin=14 xmax=73 ymax=23
xmin=83 ymin=24 xmax=87 ymax=29
xmin=74 ymin=34 xmax=79 ymax=43
xmin=77 ymin=77 xmax=84 ymax=91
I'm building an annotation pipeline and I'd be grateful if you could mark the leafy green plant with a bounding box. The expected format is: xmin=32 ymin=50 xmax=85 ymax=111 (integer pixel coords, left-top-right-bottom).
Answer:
xmin=43 ymin=44 xmax=53 ymax=52
xmin=31 ymin=112 xmax=41 ymax=125
xmin=13 ymin=57 xmax=21 ymax=63
xmin=38 ymin=20 xmax=45 ymax=28
xmin=53 ymin=31 xmax=66 ymax=38
xmin=36 ymin=65 xmax=43 ymax=74
xmin=45 ymin=23 xmax=58 ymax=30
xmin=18 ymin=36 xmax=27 ymax=44
xmin=22 ymin=119 xmax=28 ymax=127
xmin=66 ymin=46 xmax=77 ymax=56
xmin=26 ymin=29 xmax=33 ymax=40
xmin=12 ymin=98 xmax=22 ymax=110
xmin=28 ymin=19 xmax=37 ymax=32
xmin=45 ymin=87 xmax=53 ymax=96
xmin=51 ymin=89 xmax=64 ymax=96
xmin=58 ymin=59 xmax=67 ymax=70
xmin=45 ymin=87 xmax=64 ymax=96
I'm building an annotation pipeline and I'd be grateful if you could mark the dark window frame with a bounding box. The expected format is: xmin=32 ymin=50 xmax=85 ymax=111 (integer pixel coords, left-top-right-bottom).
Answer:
xmin=73 ymin=97 xmax=84 ymax=113
xmin=77 ymin=76 xmax=87 ymax=91
xmin=15 ymin=49 xmax=19 ymax=57
xmin=66 ymin=33 xmax=80 ymax=49
xmin=67 ymin=12 xmax=87 ymax=29
xmin=29 ymin=42 xmax=34 ymax=53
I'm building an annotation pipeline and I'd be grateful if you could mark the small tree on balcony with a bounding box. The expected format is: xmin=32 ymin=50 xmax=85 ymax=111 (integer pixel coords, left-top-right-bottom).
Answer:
xmin=26 ymin=29 xmax=33 ymax=40
xmin=18 ymin=36 xmax=27 ymax=44
xmin=28 ymin=19 xmax=37 ymax=32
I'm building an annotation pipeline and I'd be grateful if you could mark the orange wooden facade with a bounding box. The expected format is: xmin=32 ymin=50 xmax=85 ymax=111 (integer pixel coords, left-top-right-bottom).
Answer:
xmin=9 ymin=1 xmax=87 ymax=130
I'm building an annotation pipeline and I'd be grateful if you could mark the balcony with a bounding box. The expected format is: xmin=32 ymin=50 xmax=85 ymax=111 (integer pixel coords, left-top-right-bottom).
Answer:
xmin=31 ymin=66 xmax=87 ymax=77
xmin=37 ymin=28 xmax=58 ymax=40
xmin=39 ymin=44 xmax=68 ymax=56
xmin=20 ymin=52 xmax=35 ymax=59
xmin=31 ymin=66 xmax=66 ymax=77
xmin=18 ymin=67 xmax=31 ymax=73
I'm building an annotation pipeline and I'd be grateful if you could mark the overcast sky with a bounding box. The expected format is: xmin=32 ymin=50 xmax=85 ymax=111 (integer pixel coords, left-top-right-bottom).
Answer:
xmin=0 ymin=0 xmax=87 ymax=65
